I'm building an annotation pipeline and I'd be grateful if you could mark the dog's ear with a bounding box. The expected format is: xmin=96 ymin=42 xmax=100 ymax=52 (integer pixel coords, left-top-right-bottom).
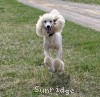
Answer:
xmin=53 ymin=15 xmax=59 ymax=23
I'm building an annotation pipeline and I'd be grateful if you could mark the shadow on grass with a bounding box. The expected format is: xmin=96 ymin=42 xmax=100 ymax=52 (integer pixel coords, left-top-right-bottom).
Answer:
xmin=39 ymin=72 xmax=72 ymax=96
xmin=49 ymin=73 xmax=70 ymax=89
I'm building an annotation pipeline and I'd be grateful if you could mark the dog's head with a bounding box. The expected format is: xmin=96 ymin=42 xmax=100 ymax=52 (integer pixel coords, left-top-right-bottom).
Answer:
xmin=36 ymin=10 xmax=65 ymax=37
xmin=42 ymin=14 xmax=57 ymax=36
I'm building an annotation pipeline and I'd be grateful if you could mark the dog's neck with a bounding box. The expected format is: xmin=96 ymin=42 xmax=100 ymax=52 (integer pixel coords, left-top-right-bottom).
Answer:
xmin=49 ymin=32 xmax=55 ymax=37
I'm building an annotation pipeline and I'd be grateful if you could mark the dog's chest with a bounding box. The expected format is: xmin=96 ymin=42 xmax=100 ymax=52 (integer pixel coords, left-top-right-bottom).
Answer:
xmin=45 ymin=34 xmax=61 ymax=49
xmin=47 ymin=37 xmax=58 ymax=49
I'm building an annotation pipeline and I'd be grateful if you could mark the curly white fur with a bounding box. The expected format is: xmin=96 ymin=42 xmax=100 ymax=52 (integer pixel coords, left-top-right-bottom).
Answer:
xmin=36 ymin=9 xmax=65 ymax=59
xmin=44 ymin=56 xmax=64 ymax=75
xmin=36 ymin=9 xmax=65 ymax=37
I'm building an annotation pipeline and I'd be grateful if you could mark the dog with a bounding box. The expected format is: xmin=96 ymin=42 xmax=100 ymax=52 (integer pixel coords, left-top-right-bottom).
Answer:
xmin=44 ymin=56 xmax=64 ymax=75
xmin=36 ymin=9 xmax=65 ymax=59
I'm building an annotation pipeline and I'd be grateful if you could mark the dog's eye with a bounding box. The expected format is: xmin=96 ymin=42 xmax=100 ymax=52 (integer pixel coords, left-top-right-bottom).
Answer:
xmin=50 ymin=21 xmax=52 ymax=23
xmin=44 ymin=21 xmax=46 ymax=23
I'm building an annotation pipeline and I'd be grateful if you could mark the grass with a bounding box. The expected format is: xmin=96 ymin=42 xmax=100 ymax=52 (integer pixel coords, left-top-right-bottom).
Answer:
xmin=64 ymin=0 xmax=100 ymax=5
xmin=0 ymin=0 xmax=100 ymax=97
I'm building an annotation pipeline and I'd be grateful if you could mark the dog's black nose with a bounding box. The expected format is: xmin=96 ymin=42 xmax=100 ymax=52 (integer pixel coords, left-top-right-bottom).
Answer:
xmin=47 ymin=25 xmax=50 ymax=29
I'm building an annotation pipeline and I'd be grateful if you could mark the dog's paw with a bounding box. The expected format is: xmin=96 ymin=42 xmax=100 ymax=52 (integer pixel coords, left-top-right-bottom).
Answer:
xmin=44 ymin=56 xmax=53 ymax=66
xmin=53 ymin=59 xmax=64 ymax=74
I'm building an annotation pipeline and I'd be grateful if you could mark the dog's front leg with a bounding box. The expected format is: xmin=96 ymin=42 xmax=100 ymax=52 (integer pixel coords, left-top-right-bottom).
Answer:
xmin=57 ymin=46 xmax=62 ymax=59
xmin=43 ymin=38 xmax=51 ymax=57
xmin=44 ymin=47 xmax=51 ymax=57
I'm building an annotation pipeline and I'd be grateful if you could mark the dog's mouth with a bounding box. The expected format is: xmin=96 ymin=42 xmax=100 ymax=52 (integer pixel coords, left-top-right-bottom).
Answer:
xmin=46 ymin=26 xmax=54 ymax=36
xmin=46 ymin=26 xmax=52 ymax=34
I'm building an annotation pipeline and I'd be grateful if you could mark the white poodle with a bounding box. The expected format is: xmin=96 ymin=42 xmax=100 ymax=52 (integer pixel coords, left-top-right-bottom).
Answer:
xmin=44 ymin=56 xmax=64 ymax=75
xmin=36 ymin=9 xmax=65 ymax=59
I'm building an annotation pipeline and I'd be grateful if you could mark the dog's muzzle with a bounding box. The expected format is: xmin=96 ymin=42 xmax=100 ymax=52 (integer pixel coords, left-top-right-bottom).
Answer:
xmin=46 ymin=26 xmax=54 ymax=36
xmin=46 ymin=25 xmax=51 ymax=34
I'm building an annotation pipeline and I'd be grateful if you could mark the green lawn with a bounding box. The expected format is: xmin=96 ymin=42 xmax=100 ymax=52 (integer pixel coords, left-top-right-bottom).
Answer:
xmin=65 ymin=0 xmax=100 ymax=5
xmin=0 ymin=0 xmax=100 ymax=97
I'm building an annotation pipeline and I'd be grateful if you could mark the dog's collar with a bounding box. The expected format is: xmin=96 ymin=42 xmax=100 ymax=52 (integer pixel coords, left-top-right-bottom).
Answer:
xmin=49 ymin=32 xmax=55 ymax=37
